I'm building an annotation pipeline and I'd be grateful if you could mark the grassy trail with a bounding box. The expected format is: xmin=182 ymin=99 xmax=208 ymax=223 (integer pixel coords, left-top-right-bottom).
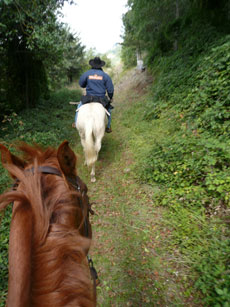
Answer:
xmin=73 ymin=70 xmax=198 ymax=306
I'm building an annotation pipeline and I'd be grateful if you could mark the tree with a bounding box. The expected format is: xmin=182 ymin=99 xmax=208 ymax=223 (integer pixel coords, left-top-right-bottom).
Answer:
xmin=121 ymin=9 xmax=140 ymax=68
xmin=0 ymin=0 xmax=84 ymax=114
xmin=121 ymin=0 xmax=230 ymax=68
xmin=65 ymin=32 xmax=86 ymax=83
xmin=82 ymin=48 xmax=113 ymax=71
xmin=46 ymin=28 xmax=86 ymax=88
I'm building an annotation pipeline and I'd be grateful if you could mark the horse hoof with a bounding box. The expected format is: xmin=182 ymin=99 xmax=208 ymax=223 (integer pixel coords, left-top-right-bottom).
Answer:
xmin=91 ymin=177 xmax=96 ymax=183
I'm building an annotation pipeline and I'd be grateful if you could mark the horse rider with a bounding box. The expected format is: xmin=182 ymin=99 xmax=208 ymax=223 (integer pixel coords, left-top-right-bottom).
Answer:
xmin=75 ymin=56 xmax=114 ymax=133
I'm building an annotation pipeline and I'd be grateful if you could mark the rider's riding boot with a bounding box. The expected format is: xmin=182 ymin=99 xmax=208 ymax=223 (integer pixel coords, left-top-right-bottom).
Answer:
xmin=106 ymin=127 xmax=112 ymax=133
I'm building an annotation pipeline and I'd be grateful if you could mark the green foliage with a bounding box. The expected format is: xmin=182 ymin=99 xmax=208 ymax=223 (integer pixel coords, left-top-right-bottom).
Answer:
xmin=82 ymin=48 xmax=113 ymax=72
xmin=0 ymin=0 xmax=85 ymax=114
xmin=121 ymin=0 xmax=230 ymax=68
xmin=121 ymin=9 xmax=138 ymax=67
xmin=122 ymin=22 xmax=230 ymax=304
xmin=0 ymin=207 xmax=11 ymax=305
xmin=0 ymin=88 xmax=81 ymax=146
xmin=194 ymin=235 xmax=230 ymax=306
xmin=139 ymin=34 xmax=230 ymax=225
xmin=122 ymin=0 xmax=190 ymax=66
xmin=162 ymin=202 xmax=230 ymax=306
xmin=121 ymin=44 xmax=137 ymax=69
xmin=183 ymin=37 xmax=230 ymax=136
xmin=0 ymin=151 xmax=14 ymax=305
xmin=139 ymin=35 xmax=230 ymax=204
xmin=140 ymin=133 xmax=230 ymax=206
xmin=144 ymin=23 xmax=220 ymax=119
xmin=47 ymin=28 xmax=86 ymax=89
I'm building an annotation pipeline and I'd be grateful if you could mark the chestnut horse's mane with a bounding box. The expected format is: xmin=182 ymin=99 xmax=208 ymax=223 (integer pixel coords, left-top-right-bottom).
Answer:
xmin=0 ymin=143 xmax=95 ymax=307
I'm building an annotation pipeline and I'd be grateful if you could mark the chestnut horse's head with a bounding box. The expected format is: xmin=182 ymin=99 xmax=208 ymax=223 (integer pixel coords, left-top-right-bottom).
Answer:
xmin=0 ymin=141 xmax=96 ymax=307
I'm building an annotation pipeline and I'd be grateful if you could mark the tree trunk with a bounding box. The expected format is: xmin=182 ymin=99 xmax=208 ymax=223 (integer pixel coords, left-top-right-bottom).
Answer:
xmin=25 ymin=69 xmax=29 ymax=109
xmin=174 ymin=0 xmax=180 ymax=51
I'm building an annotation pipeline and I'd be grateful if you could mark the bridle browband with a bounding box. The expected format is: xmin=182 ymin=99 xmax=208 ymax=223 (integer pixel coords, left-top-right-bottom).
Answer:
xmin=12 ymin=165 xmax=99 ymax=288
xmin=12 ymin=166 xmax=63 ymax=190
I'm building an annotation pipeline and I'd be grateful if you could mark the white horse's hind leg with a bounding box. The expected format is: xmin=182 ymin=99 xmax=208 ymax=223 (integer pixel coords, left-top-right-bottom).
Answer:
xmin=78 ymin=132 xmax=88 ymax=165
xmin=95 ymin=137 xmax=102 ymax=156
xmin=90 ymin=164 xmax=96 ymax=182
xmin=90 ymin=134 xmax=103 ymax=182
xmin=95 ymin=128 xmax=105 ymax=155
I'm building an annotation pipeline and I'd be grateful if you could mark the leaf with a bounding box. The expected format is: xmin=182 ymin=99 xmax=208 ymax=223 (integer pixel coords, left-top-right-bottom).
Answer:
xmin=215 ymin=288 xmax=223 ymax=295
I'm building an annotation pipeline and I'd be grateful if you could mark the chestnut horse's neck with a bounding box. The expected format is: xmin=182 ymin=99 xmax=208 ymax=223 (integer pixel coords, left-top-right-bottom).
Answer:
xmin=4 ymin=161 xmax=95 ymax=306
xmin=7 ymin=200 xmax=33 ymax=307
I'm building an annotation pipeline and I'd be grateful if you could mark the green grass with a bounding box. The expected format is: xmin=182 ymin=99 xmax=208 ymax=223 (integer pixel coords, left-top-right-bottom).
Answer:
xmin=85 ymin=136 xmax=197 ymax=306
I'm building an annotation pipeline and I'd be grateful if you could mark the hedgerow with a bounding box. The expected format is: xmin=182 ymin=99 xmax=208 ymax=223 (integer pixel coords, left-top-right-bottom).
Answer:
xmin=127 ymin=31 xmax=230 ymax=305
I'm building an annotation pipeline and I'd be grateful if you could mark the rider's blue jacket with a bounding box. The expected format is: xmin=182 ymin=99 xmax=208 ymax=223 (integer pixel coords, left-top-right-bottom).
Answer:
xmin=79 ymin=69 xmax=114 ymax=99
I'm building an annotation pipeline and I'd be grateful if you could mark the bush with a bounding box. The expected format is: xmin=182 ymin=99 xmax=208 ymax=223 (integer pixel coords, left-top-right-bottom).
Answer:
xmin=183 ymin=37 xmax=230 ymax=136
xmin=0 ymin=88 xmax=81 ymax=145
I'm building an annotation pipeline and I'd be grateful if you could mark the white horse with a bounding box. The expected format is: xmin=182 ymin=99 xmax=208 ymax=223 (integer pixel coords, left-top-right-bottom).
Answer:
xmin=76 ymin=102 xmax=108 ymax=182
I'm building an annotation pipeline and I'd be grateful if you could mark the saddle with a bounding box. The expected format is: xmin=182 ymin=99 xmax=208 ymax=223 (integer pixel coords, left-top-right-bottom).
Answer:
xmin=81 ymin=95 xmax=114 ymax=110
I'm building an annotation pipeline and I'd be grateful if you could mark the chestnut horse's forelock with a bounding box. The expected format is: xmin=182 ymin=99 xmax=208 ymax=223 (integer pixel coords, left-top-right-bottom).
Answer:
xmin=0 ymin=143 xmax=96 ymax=307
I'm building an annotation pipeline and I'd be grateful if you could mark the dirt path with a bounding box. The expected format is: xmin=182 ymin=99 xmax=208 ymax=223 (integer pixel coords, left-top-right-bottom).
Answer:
xmin=73 ymin=69 xmax=197 ymax=307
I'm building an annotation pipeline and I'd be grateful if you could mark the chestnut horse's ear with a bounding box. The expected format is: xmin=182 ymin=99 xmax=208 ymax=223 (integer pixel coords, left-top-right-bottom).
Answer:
xmin=57 ymin=141 xmax=77 ymax=179
xmin=0 ymin=144 xmax=26 ymax=171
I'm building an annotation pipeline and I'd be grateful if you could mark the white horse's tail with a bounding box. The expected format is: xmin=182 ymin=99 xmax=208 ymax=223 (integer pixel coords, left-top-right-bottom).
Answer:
xmin=76 ymin=103 xmax=107 ymax=182
xmin=84 ymin=128 xmax=97 ymax=167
